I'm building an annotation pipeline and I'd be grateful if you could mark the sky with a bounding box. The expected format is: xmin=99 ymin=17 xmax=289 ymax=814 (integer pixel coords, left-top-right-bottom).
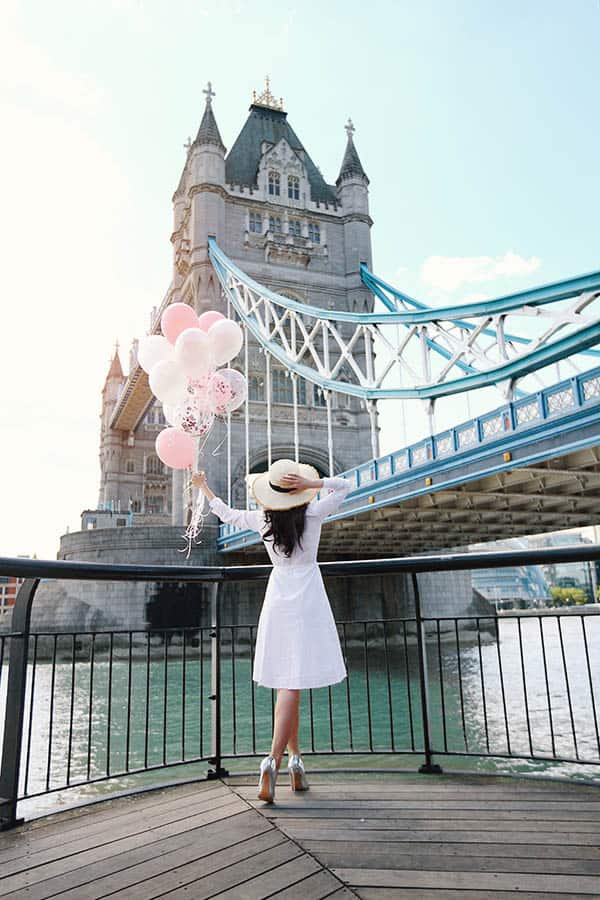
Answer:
xmin=1 ymin=0 xmax=599 ymax=559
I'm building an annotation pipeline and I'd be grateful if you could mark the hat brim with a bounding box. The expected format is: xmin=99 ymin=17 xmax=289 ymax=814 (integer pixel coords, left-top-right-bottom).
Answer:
xmin=249 ymin=463 xmax=320 ymax=510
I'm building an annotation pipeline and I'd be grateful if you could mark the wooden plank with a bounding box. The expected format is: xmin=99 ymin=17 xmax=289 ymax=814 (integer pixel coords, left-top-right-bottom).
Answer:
xmin=260 ymin=808 xmax=600 ymax=827
xmin=265 ymin=869 xmax=346 ymax=899
xmin=157 ymin=841 xmax=303 ymax=899
xmin=0 ymin=799 xmax=248 ymax=893
xmin=213 ymin=855 xmax=324 ymax=899
xmin=1 ymin=811 xmax=272 ymax=900
xmin=290 ymin=835 xmax=600 ymax=861
xmin=333 ymin=867 xmax=600 ymax=893
xmin=0 ymin=784 xmax=233 ymax=864
xmin=275 ymin=825 xmax=600 ymax=846
xmin=355 ymin=890 xmax=588 ymax=900
xmin=270 ymin=814 xmax=600 ymax=833
xmin=234 ymin=784 xmax=600 ymax=800
xmin=90 ymin=829 xmax=289 ymax=900
xmin=251 ymin=798 xmax=600 ymax=812
xmin=299 ymin=843 xmax=600 ymax=876
xmin=0 ymin=790 xmax=242 ymax=879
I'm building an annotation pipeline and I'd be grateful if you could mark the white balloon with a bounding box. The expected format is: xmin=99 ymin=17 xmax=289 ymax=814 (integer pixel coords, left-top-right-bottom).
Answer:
xmin=163 ymin=403 xmax=177 ymax=426
xmin=138 ymin=335 xmax=172 ymax=374
xmin=208 ymin=319 xmax=244 ymax=367
xmin=174 ymin=327 xmax=211 ymax=378
xmin=149 ymin=359 xmax=188 ymax=405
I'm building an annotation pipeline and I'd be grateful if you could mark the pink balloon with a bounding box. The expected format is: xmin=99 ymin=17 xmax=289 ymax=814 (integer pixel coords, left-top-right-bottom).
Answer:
xmin=161 ymin=303 xmax=199 ymax=345
xmin=198 ymin=310 xmax=225 ymax=332
xmin=155 ymin=428 xmax=196 ymax=470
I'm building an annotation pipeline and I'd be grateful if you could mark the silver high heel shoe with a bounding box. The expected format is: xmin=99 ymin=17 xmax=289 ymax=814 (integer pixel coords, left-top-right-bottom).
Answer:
xmin=288 ymin=754 xmax=309 ymax=792
xmin=257 ymin=755 xmax=277 ymax=803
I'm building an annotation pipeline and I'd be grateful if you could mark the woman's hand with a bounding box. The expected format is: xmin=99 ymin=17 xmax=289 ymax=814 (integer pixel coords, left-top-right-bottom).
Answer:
xmin=280 ymin=473 xmax=324 ymax=493
xmin=191 ymin=471 xmax=215 ymax=501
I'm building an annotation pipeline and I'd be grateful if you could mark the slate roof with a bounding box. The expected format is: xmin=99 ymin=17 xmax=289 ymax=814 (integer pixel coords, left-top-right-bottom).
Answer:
xmin=225 ymin=105 xmax=337 ymax=204
xmin=193 ymin=104 xmax=226 ymax=153
xmin=336 ymin=134 xmax=368 ymax=185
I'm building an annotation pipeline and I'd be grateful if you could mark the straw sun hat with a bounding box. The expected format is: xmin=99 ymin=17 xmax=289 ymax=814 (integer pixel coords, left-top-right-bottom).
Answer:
xmin=248 ymin=459 xmax=320 ymax=510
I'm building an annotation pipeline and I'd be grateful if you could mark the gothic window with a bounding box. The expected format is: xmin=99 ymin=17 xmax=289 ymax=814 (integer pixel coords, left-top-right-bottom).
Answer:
xmin=269 ymin=216 xmax=282 ymax=233
xmin=249 ymin=211 xmax=262 ymax=233
xmin=249 ymin=375 xmax=265 ymax=401
xmin=288 ymin=218 xmax=301 ymax=238
xmin=145 ymin=495 xmax=164 ymax=514
xmin=157 ymin=408 xmax=166 ymax=425
xmin=308 ymin=222 xmax=320 ymax=244
xmin=126 ymin=459 xmax=135 ymax=474
xmin=297 ymin=377 xmax=307 ymax=405
xmin=314 ymin=385 xmax=327 ymax=407
xmin=131 ymin=499 xmax=141 ymax=512
xmin=268 ymin=171 xmax=280 ymax=196
xmin=146 ymin=455 xmax=164 ymax=475
xmin=288 ymin=175 xmax=299 ymax=200
xmin=271 ymin=370 xmax=307 ymax=404
xmin=272 ymin=370 xmax=292 ymax=404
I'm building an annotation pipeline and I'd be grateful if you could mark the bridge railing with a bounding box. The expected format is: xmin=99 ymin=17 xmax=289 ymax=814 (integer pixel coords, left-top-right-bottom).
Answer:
xmin=1 ymin=546 xmax=599 ymax=829
xmin=218 ymin=364 xmax=600 ymax=545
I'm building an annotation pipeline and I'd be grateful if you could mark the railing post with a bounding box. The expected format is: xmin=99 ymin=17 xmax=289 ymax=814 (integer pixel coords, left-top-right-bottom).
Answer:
xmin=207 ymin=581 xmax=229 ymax=779
xmin=0 ymin=579 xmax=39 ymax=830
xmin=412 ymin=573 xmax=443 ymax=775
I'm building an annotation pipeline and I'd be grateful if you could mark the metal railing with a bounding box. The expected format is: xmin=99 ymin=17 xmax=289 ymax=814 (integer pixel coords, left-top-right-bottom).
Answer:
xmin=1 ymin=546 xmax=599 ymax=829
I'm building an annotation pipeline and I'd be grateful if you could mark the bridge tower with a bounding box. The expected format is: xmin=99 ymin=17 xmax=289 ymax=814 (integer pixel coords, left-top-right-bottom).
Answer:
xmin=170 ymin=79 xmax=376 ymax=522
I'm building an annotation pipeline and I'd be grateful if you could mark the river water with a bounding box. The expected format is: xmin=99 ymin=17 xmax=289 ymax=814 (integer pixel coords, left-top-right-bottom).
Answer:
xmin=1 ymin=613 xmax=599 ymax=819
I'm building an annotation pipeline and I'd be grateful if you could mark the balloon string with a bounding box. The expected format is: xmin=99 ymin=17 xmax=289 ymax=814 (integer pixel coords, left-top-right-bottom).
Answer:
xmin=179 ymin=492 xmax=207 ymax=559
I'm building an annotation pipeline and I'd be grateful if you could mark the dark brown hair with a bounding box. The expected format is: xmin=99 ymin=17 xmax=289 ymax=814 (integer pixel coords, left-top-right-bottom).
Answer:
xmin=263 ymin=505 xmax=308 ymax=557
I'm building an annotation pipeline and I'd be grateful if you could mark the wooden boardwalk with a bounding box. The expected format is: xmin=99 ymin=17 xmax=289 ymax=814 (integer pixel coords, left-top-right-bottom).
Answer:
xmin=0 ymin=771 xmax=599 ymax=898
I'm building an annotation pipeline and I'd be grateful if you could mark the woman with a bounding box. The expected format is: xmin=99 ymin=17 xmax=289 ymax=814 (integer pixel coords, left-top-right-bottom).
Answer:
xmin=192 ymin=458 xmax=351 ymax=803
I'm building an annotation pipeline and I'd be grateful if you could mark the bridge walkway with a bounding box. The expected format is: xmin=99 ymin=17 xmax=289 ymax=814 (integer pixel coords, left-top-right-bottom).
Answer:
xmin=0 ymin=773 xmax=598 ymax=898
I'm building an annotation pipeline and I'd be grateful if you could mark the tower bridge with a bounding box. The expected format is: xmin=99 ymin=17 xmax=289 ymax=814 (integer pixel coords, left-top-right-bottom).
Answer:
xmin=96 ymin=79 xmax=600 ymax=565
xmin=51 ymin=79 xmax=600 ymax=633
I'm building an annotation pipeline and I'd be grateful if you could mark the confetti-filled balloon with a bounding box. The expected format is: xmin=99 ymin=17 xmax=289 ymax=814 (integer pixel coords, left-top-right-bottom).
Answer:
xmin=208 ymin=369 xmax=248 ymax=415
xmin=170 ymin=392 xmax=215 ymax=437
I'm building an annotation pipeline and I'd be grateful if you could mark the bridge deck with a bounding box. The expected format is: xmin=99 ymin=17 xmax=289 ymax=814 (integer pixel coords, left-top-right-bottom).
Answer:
xmin=0 ymin=773 xmax=598 ymax=898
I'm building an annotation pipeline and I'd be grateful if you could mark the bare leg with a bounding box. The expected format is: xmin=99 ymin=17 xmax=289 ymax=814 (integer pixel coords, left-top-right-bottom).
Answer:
xmin=270 ymin=689 xmax=300 ymax=768
xmin=287 ymin=694 xmax=301 ymax=757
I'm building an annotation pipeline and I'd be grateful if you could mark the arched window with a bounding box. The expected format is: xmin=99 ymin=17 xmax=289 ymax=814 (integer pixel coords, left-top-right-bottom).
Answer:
xmin=249 ymin=375 xmax=265 ymax=402
xmin=268 ymin=171 xmax=280 ymax=196
xmin=269 ymin=215 xmax=282 ymax=233
xmin=126 ymin=459 xmax=135 ymax=474
xmin=249 ymin=211 xmax=262 ymax=233
xmin=288 ymin=218 xmax=301 ymax=238
xmin=288 ymin=175 xmax=299 ymax=200
xmin=308 ymin=222 xmax=320 ymax=244
xmin=271 ymin=370 xmax=307 ymax=405
xmin=145 ymin=495 xmax=164 ymax=514
xmin=146 ymin=455 xmax=164 ymax=475
xmin=313 ymin=385 xmax=327 ymax=407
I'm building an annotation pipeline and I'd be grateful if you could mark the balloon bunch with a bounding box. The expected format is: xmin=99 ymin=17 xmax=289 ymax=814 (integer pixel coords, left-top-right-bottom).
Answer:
xmin=138 ymin=302 xmax=247 ymax=556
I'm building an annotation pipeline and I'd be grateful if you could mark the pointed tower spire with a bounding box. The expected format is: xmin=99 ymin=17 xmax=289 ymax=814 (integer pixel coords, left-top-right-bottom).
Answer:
xmin=193 ymin=81 xmax=226 ymax=153
xmin=106 ymin=343 xmax=124 ymax=381
xmin=336 ymin=118 xmax=369 ymax=186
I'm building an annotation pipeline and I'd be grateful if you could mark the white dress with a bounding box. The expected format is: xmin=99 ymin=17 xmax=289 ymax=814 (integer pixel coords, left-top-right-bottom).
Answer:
xmin=209 ymin=477 xmax=351 ymax=689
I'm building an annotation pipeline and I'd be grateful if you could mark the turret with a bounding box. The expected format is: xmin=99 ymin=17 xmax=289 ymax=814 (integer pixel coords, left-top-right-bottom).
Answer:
xmin=98 ymin=344 xmax=125 ymax=508
xmin=336 ymin=119 xmax=373 ymax=289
